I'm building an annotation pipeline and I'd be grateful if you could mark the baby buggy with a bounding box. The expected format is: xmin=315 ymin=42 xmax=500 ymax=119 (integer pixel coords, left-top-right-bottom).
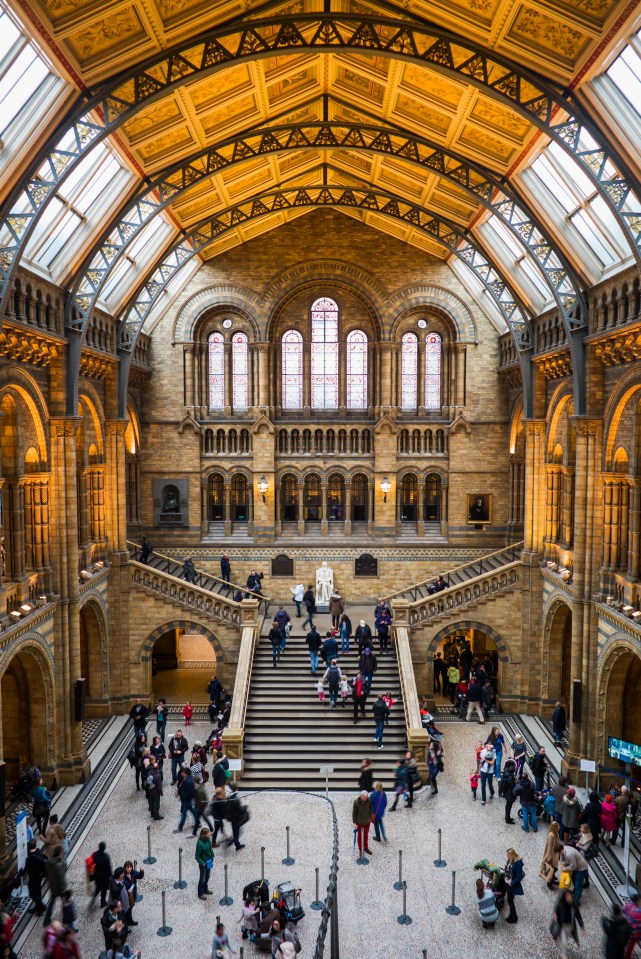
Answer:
xmin=10 ymin=766 xmax=40 ymax=803
xmin=517 ymin=785 xmax=553 ymax=823
xmin=243 ymin=878 xmax=270 ymax=906
xmin=474 ymin=859 xmax=506 ymax=910
xmin=277 ymin=881 xmax=305 ymax=924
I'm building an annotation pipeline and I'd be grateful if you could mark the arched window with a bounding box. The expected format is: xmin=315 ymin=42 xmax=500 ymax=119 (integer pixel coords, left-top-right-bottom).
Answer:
xmin=425 ymin=332 xmax=442 ymax=411
xmin=232 ymin=332 xmax=248 ymax=411
xmin=311 ymin=297 xmax=338 ymax=410
xmin=401 ymin=332 xmax=418 ymax=410
xmin=347 ymin=329 xmax=368 ymax=410
xmin=282 ymin=329 xmax=303 ymax=410
xmin=208 ymin=332 xmax=225 ymax=410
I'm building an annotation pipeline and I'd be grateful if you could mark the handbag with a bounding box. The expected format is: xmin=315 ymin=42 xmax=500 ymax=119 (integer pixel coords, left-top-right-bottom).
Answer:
xmin=539 ymin=861 xmax=555 ymax=883
xmin=205 ymin=858 xmax=213 ymax=869
xmin=550 ymin=919 xmax=560 ymax=940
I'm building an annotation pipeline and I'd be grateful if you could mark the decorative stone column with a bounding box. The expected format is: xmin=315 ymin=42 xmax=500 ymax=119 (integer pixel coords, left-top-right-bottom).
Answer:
xmin=380 ymin=344 xmax=393 ymax=408
xmin=256 ymin=342 xmax=270 ymax=411
xmin=627 ymin=479 xmax=641 ymax=581
xmin=417 ymin=482 xmax=425 ymax=537
xmin=224 ymin=483 xmax=232 ymax=536
xmin=320 ymin=483 xmax=328 ymax=536
xmin=224 ymin=344 xmax=232 ymax=416
xmin=619 ymin=480 xmax=630 ymax=573
xmin=344 ymin=481 xmax=352 ymax=536
xmin=297 ymin=484 xmax=305 ymax=536
xmin=184 ymin=345 xmax=195 ymax=409
xmin=105 ymin=421 xmax=128 ymax=555
xmin=455 ymin=343 xmax=466 ymax=408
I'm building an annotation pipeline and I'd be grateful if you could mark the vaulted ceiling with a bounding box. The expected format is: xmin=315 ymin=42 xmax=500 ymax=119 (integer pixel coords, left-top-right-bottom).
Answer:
xmin=16 ymin=0 xmax=634 ymax=264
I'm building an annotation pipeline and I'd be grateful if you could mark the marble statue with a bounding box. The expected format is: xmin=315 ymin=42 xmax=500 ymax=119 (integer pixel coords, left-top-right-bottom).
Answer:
xmin=316 ymin=561 xmax=334 ymax=606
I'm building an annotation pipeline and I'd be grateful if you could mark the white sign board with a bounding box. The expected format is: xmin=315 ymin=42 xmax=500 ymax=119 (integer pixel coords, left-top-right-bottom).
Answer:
xmin=16 ymin=810 xmax=28 ymax=892
xmin=319 ymin=766 xmax=334 ymax=776
xmin=580 ymin=759 xmax=596 ymax=772
xmin=227 ymin=758 xmax=242 ymax=771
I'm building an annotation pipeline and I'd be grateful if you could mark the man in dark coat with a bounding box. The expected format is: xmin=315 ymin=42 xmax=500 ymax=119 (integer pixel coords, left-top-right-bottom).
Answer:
xmin=25 ymin=839 xmax=46 ymax=915
xmin=220 ymin=553 xmax=231 ymax=584
xmin=552 ymin=701 xmax=567 ymax=745
xmin=306 ymin=626 xmax=322 ymax=673
xmin=302 ymin=585 xmax=315 ymax=629
xmin=129 ymin=698 xmax=149 ymax=736
xmin=91 ymin=841 xmax=112 ymax=907
xmin=208 ymin=675 xmax=223 ymax=711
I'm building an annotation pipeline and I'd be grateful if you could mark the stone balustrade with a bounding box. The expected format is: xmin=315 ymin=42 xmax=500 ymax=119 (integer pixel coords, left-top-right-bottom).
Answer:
xmin=129 ymin=560 xmax=242 ymax=626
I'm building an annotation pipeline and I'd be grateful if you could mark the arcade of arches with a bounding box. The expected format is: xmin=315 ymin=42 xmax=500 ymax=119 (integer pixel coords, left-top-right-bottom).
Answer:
xmin=2 ymin=0 xmax=641 ymax=866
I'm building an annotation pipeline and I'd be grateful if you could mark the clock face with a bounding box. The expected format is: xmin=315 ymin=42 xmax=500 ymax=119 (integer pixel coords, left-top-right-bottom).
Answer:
xmin=222 ymin=319 xmax=232 ymax=328
xmin=417 ymin=319 xmax=427 ymax=329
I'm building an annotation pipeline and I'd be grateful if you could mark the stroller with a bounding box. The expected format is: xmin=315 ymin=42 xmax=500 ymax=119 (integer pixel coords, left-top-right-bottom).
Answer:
xmin=517 ymin=785 xmax=554 ymax=823
xmin=243 ymin=878 xmax=270 ymax=906
xmin=474 ymin=859 xmax=506 ymax=909
xmin=277 ymin=881 xmax=305 ymax=924
xmin=10 ymin=766 xmax=40 ymax=803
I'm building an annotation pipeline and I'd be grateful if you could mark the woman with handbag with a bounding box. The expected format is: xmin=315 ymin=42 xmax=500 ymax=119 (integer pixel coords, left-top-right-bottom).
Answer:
xmin=195 ymin=826 xmax=214 ymax=901
xmin=540 ymin=821 xmax=561 ymax=890
xmin=122 ymin=860 xmax=144 ymax=927
xmin=504 ymin=848 xmax=524 ymax=924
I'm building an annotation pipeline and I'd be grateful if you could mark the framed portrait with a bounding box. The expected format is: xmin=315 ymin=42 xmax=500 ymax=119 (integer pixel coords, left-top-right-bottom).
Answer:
xmin=467 ymin=493 xmax=492 ymax=525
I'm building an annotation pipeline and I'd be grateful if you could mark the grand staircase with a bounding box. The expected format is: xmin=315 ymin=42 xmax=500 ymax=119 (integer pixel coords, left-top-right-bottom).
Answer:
xmin=241 ymin=618 xmax=406 ymax=790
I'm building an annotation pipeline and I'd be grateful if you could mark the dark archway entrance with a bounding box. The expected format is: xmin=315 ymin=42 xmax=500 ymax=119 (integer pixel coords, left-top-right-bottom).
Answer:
xmin=151 ymin=626 xmax=218 ymax=704
xmin=429 ymin=624 xmax=502 ymax=708
xmin=79 ymin=602 xmax=105 ymax=714
xmin=1 ymin=647 xmax=50 ymax=787
xmin=546 ymin=602 xmax=572 ymax=708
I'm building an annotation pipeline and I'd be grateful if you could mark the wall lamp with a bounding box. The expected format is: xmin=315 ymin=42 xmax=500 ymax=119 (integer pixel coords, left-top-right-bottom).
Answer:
xmin=380 ymin=476 xmax=391 ymax=503
xmin=258 ymin=475 xmax=269 ymax=503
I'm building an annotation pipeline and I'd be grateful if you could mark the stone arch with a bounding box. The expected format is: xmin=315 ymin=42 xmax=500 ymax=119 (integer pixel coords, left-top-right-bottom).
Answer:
xmin=78 ymin=385 xmax=106 ymax=459
xmin=388 ymin=286 xmax=477 ymax=342
xmin=602 ymin=372 xmax=641 ymax=472
xmin=0 ymin=376 xmax=48 ymax=465
xmin=172 ymin=285 xmax=262 ymax=343
xmin=541 ymin=596 xmax=573 ymax=707
xmin=141 ymin=620 xmax=225 ymax=665
xmin=546 ymin=389 xmax=574 ymax=461
xmin=427 ymin=620 xmax=511 ymax=665
xmin=78 ymin=594 xmax=109 ymax=707
xmin=268 ymin=278 xmax=383 ymax=342
xmin=596 ymin=637 xmax=641 ymax=769
xmin=0 ymin=634 xmax=56 ymax=775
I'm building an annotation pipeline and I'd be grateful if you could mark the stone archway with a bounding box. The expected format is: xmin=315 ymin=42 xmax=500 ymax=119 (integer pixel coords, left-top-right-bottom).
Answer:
xmin=542 ymin=599 xmax=572 ymax=709
xmin=0 ymin=641 xmax=55 ymax=785
xmin=142 ymin=620 xmax=224 ymax=705
xmin=426 ymin=620 xmax=510 ymax=708
xmin=79 ymin=598 xmax=108 ymax=714
xmin=597 ymin=639 xmax=641 ymax=772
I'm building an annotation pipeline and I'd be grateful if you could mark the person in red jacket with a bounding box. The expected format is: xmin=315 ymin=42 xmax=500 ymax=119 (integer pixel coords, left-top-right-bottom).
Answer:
xmin=52 ymin=926 xmax=81 ymax=958
xmin=182 ymin=701 xmax=193 ymax=726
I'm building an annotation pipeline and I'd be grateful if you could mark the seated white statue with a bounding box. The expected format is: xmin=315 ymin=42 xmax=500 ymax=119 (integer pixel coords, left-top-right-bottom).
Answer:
xmin=315 ymin=561 xmax=334 ymax=606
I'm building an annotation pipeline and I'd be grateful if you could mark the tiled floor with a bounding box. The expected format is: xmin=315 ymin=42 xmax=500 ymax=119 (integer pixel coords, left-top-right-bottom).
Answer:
xmin=18 ymin=717 xmax=612 ymax=959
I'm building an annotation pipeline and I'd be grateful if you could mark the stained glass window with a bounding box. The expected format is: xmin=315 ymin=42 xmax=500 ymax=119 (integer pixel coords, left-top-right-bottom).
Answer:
xmin=401 ymin=332 xmax=418 ymax=411
xmin=346 ymin=329 xmax=368 ymax=410
xmin=425 ymin=332 xmax=442 ymax=411
xmin=232 ymin=332 xmax=249 ymax=411
xmin=208 ymin=332 xmax=225 ymax=410
xmin=311 ymin=297 xmax=339 ymax=410
xmin=282 ymin=329 xmax=303 ymax=409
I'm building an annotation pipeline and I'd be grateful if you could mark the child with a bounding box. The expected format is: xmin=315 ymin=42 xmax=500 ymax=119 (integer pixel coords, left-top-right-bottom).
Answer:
xmin=475 ymin=741 xmax=484 ymax=774
xmin=316 ymin=680 xmax=325 ymax=704
xmin=183 ymin=701 xmax=193 ymax=726
xmin=543 ymin=790 xmax=556 ymax=822
xmin=238 ymin=897 xmax=258 ymax=941
xmin=470 ymin=770 xmax=479 ymax=801
xmin=61 ymin=889 xmax=77 ymax=931
xmin=339 ymin=676 xmax=349 ymax=707
xmin=382 ymin=690 xmax=395 ymax=725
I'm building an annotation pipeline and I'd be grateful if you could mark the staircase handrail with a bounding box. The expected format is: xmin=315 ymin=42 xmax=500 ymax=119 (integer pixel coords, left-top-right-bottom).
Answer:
xmin=382 ymin=541 xmax=524 ymax=604
xmin=127 ymin=540 xmax=270 ymax=609
xmin=391 ymin=609 xmax=430 ymax=764
xmin=227 ymin=622 xmax=259 ymax=734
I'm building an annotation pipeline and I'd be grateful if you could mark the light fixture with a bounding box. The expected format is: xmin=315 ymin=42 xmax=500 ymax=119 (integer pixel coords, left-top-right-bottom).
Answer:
xmin=20 ymin=603 xmax=34 ymax=614
xmin=257 ymin=475 xmax=268 ymax=503
xmin=380 ymin=477 xmax=391 ymax=503
xmin=9 ymin=610 xmax=21 ymax=621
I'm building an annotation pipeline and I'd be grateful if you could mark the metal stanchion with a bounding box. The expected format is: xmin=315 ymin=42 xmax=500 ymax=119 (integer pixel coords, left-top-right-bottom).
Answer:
xmin=219 ymin=863 xmax=233 ymax=906
xmin=445 ymin=870 xmax=461 ymax=916
xmin=393 ymin=850 xmax=403 ymax=890
xmin=282 ymin=825 xmax=295 ymax=866
xmin=134 ymin=860 xmax=143 ymax=901
xmin=144 ymin=824 xmax=156 ymax=865
xmin=239 ymin=949 xmax=244 ymax=959
xmin=157 ymin=890 xmax=173 ymax=936
xmin=310 ymin=867 xmax=324 ymax=910
xmin=423 ymin=950 xmax=427 ymax=959
xmin=261 ymin=846 xmax=265 ymax=882
xmin=173 ymin=847 xmax=187 ymax=890
xmin=433 ymin=828 xmax=446 ymax=868
xmin=396 ymin=881 xmax=412 ymax=925
xmin=330 ymin=878 xmax=339 ymax=959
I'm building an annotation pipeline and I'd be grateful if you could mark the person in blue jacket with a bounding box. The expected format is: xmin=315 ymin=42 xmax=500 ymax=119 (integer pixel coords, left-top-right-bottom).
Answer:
xmin=370 ymin=782 xmax=388 ymax=843
xmin=504 ymin=848 xmax=524 ymax=923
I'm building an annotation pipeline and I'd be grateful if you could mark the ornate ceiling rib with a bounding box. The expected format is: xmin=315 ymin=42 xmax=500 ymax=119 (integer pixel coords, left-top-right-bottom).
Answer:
xmin=115 ymin=183 xmax=531 ymax=354
xmin=1 ymin=13 xmax=640 ymax=323
xmin=68 ymin=120 xmax=586 ymax=342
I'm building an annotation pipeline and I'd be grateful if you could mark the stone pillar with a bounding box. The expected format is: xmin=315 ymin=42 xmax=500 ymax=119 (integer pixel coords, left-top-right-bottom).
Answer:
xmin=418 ymin=340 xmax=426 ymax=413
xmin=455 ymin=343 xmax=466 ymax=408
xmin=224 ymin=344 xmax=232 ymax=416
xmin=184 ymin=346 xmax=195 ymax=409
xmin=10 ymin=481 xmax=26 ymax=581
xmin=523 ymin=420 xmax=547 ymax=554
xmin=627 ymin=479 xmax=641 ymax=581
xmin=320 ymin=483 xmax=328 ymax=536
xmin=201 ymin=479 xmax=208 ymax=537
xmin=344 ymin=481 xmax=352 ymax=536
xmin=256 ymin=342 xmax=269 ymax=410
xmin=105 ymin=421 xmax=128 ymax=554
xmin=224 ymin=483 xmax=232 ymax=536
xmin=303 ymin=343 xmax=311 ymax=413
xmin=380 ymin=345 xmax=393 ymax=408
xmin=417 ymin=481 xmax=425 ymax=537
xmin=610 ymin=477 xmax=621 ymax=568
xmin=619 ymin=480 xmax=630 ymax=573
xmin=520 ymin=419 xmax=546 ymax=712
xmin=297 ymin=484 xmax=305 ymax=536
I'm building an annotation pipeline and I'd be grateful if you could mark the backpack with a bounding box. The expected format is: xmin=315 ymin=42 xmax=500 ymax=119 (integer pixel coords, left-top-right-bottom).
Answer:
xmin=328 ymin=665 xmax=340 ymax=685
xmin=224 ymin=768 xmax=232 ymax=781
xmin=287 ymin=930 xmax=302 ymax=955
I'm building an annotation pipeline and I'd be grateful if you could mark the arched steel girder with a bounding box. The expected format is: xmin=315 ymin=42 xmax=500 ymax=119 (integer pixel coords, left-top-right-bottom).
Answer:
xmin=112 ymin=183 xmax=530 ymax=390
xmin=68 ymin=121 xmax=586 ymax=347
xmin=2 ymin=12 xmax=641 ymax=322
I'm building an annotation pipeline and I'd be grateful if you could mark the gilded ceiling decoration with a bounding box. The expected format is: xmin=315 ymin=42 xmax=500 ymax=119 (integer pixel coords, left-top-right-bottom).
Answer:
xmin=14 ymin=0 xmax=634 ymax=271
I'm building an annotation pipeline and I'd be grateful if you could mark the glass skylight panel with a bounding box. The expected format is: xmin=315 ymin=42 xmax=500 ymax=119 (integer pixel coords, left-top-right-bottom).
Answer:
xmin=0 ymin=46 xmax=48 ymax=134
xmin=0 ymin=11 xmax=20 ymax=61
xmin=487 ymin=216 xmax=524 ymax=258
xmin=75 ymin=156 xmax=122 ymax=214
xmin=570 ymin=209 xmax=617 ymax=265
xmin=36 ymin=209 xmax=81 ymax=267
xmin=531 ymin=156 xmax=577 ymax=212
xmin=547 ymin=142 xmax=594 ymax=199
xmin=608 ymin=43 xmax=641 ymax=110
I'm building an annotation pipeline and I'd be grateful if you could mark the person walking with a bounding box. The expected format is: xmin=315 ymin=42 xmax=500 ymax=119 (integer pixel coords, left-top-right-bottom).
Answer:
xmin=32 ymin=778 xmax=51 ymax=837
xmin=323 ymin=659 xmax=342 ymax=710
xmin=552 ymin=890 xmax=584 ymax=959
xmin=552 ymin=701 xmax=567 ymax=746
xmin=269 ymin=620 xmax=282 ymax=668
xmin=220 ymin=553 xmax=231 ymax=585
xmin=485 ymin=727 xmax=505 ymax=781
xmin=290 ymin=582 xmax=304 ymax=617
xmin=167 ymin=729 xmax=189 ymax=783
xmin=479 ymin=742 xmax=496 ymax=805
xmin=329 ymin=593 xmax=344 ymax=629
xmin=466 ymin=678 xmax=485 ymax=723
xmin=182 ymin=557 xmax=197 ymax=583
xmin=43 ymin=846 xmax=68 ymax=925
xmin=223 ymin=794 xmax=247 ymax=851
xmin=359 ymin=646 xmax=377 ymax=689
xmin=428 ymin=743 xmax=441 ymax=795
xmin=502 ymin=757 xmax=517 ymax=824
xmin=404 ymin=751 xmax=418 ymax=808
xmin=25 ymin=839 xmax=47 ymax=916
xmin=274 ymin=606 xmax=291 ymax=653
xmin=91 ymin=841 xmax=112 ymax=907
xmin=132 ymin=733 xmax=148 ymax=792
xmin=623 ymin=893 xmax=641 ymax=958
xmin=433 ymin=652 xmax=445 ymax=694
xmin=154 ymin=698 xmax=168 ymax=742
xmin=306 ymin=625 xmax=322 ymax=674
xmin=601 ymin=794 xmax=618 ymax=847
xmin=322 ymin=632 xmax=338 ymax=668
xmin=504 ymin=848 xmax=524 ymax=924
xmin=389 ymin=756 xmax=408 ymax=811
xmin=352 ymin=790 xmax=373 ymax=859
xmin=129 ymin=698 xmax=149 ymax=737
xmin=339 ymin=613 xmax=351 ymax=652
xmin=614 ymin=787 xmax=631 ymax=847
xmin=355 ymin=620 xmax=373 ymax=655
xmin=370 ymin=782 xmax=387 ymax=843
xmin=372 ymin=694 xmax=390 ymax=749
xmin=42 ymin=815 xmax=66 ymax=861
xmin=302 ymin=585 xmax=316 ymax=629
xmin=512 ymin=734 xmax=527 ymax=779
xmin=561 ymin=787 xmax=581 ymax=842
xmin=139 ymin=536 xmax=152 ymax=563
xmin=195 ymin=826 xmax=214 ymax=900
xmin=514 ymin=777 xmax=538 ymax=832
xmin=350 ymin=672 xmax=368 ymax=725
xmin=358 ymin=758 xmax=373 ymax=792
xmin=552 ymin=777 xmax=569 ymax=826
xmin=603 ymin=903 xmax=631 ymax=959
xmin=531 ymin=745 xmax=549 ymax=793
xmin=558 ymin=843 xmax=589 ymax=905
xmin=582 ymin=791 xmax=602 ymax=849
xmin=147 ymin=760 xmax=163 ymax=820
xmin=447 ymin=663 xmax=460 ymax=704
xmin=375 ymin=605 xmax=392 ymax=654
xmin=173 ymin=768 xmax=200 ymax=835
xmin=540 ymin=821 xmax=561 ymax=889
